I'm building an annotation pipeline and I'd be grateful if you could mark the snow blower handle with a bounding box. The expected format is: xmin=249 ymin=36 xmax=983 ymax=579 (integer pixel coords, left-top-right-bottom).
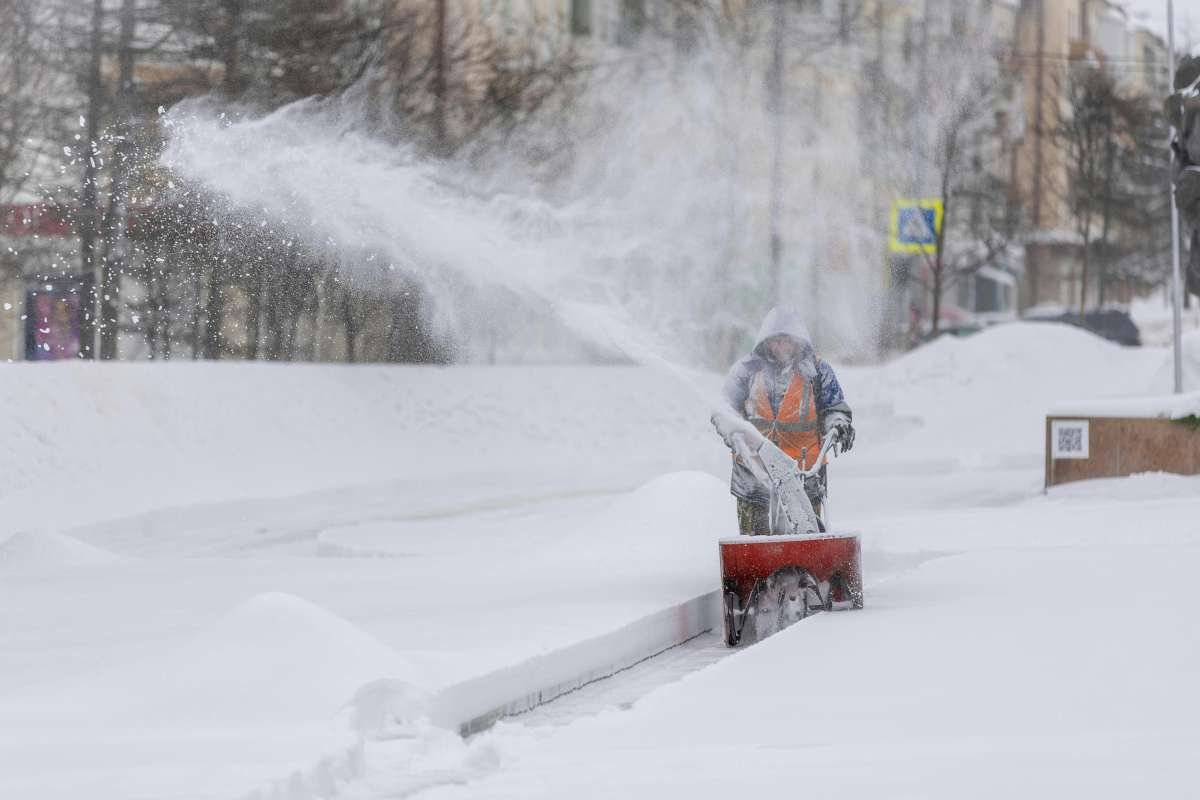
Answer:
xmin=710 ymin=409 xmax=773 ymax=487
xmin=798 ymin=431 xmax=842 ymax=478
xmin=710 ymin=408 xmax=824 ymax=534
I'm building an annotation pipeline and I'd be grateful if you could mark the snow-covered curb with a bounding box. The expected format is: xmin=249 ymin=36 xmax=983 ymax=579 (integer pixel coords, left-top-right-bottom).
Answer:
xmin=242 ymin=590 xmax=721 ymax=800
xmin=433 ymin=590 xmax=721 ymax=735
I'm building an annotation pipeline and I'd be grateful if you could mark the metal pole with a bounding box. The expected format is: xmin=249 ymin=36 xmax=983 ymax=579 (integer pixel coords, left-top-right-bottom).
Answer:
xmin=1168 ymin=0 xmax=1184 ymax=394
xmin=766 ymin=0 xmax=785 ymax=303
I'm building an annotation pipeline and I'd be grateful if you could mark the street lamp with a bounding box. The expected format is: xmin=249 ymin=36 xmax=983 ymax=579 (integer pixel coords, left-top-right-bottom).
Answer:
xmin=1168 ymin=0 xmax=1184 ymax=394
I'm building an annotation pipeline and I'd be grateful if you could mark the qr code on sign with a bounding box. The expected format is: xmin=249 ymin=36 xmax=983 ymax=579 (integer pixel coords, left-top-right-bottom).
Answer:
xmin=1057 ymin=426 xmax=1083 ymax=453
xmin=1051 ymin=420 xmax=1089 ymax=459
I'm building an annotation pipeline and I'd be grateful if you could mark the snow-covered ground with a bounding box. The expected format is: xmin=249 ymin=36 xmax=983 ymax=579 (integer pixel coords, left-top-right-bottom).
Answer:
xmin=3 ymin=322 xmax=1200 ymax=799
xmin=1131 ymin=290 xmax=1200 ymax=347
xmin=0 ymin=365 xmax=727 ymax=799
xmin=417 ymin=474 xmax=1200 ymax=800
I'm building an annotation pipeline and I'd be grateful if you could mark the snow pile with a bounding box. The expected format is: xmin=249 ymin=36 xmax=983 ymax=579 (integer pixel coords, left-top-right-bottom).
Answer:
xmin=0 ymin=466 xmax=732 ymax=800
xmin=0 ymin=591 xmax=429 ymax=800
xmin=0 ymin=363 xmax=724 ymax=537
xmin=123 ymin=592 xmax=426 ymax=727
xmin=840 ymin=322 xmax=1166 ymax=467
xmin=1046 ymin=471 xmax=1200 ymax=503
xmin=527 ymin=471 xmax=731 ymax=572
xmin=0 ymin=529 xmax=123 ymax=569
xmin=341 ymin=678 xmax=434 ymax=739
xmin=1131 ymin=291 xmax=1200 ymax=346
xmin=1147 ymin=329 xmax=1200 ymax=391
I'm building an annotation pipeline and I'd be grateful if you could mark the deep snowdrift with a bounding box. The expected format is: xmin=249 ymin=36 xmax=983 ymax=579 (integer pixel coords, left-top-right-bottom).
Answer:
xmin=840 ymin=322 xmax=1171 ymax=468
xmin=0 ymin=362 xmax=724 ymax=534
xmin=0 ymin=529 xmax=123 ymax=569
xmin=1 ymin=321 xmax=1197 ymax=800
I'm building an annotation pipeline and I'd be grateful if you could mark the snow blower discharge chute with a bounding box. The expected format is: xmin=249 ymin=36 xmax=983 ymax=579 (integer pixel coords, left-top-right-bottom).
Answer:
xmin=711 ymin=409 xmax=863 ymax=647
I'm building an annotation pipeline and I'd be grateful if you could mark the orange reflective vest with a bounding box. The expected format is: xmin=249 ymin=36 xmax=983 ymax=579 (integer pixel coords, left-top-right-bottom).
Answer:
xmin=745 ymin=369 xmax=823 ymax=469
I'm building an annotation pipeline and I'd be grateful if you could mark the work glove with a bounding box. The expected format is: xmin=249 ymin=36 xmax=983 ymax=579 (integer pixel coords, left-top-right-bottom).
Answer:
xmin=830 ymin=421 xmax=855 ymax=454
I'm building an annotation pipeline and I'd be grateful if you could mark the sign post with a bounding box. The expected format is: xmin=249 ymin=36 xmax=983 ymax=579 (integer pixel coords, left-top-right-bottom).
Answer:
xmin=889 ymin=198 xmax=943 ymax=255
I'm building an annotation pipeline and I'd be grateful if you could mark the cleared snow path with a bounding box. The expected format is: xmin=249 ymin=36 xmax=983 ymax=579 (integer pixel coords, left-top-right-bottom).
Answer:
xmin=408 ymin=474 xmax=1200 ymax=800
xmin=8 ymin=325 xmax=1200 ymax=800
xmin=506 ymin=632 xmax=730 ymax=729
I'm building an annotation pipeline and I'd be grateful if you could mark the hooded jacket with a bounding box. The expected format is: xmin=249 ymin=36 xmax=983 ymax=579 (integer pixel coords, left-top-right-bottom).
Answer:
xmin=722 ymin=307 xmax=852 ymax=502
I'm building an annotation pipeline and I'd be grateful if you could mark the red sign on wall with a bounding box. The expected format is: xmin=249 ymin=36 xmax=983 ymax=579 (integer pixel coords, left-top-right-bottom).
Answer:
xmin=1 ymin=204 xmax=74 ymax=237
xmin=26 ymin=291 xmax=82 ymax=360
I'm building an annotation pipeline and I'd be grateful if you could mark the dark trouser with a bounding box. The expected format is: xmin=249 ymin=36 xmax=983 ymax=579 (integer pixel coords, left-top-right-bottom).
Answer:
xmin=736 ymin=497 xmax=772 ymax=536
xmin=735 ymin=467 xmax=826 ymax=536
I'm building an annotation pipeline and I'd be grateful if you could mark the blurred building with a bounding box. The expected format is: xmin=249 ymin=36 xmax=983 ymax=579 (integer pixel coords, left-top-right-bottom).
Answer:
xmin=875 ymin=0 xmax=1026 ymax=335
xmin=1012 ymin=0 xmax=1169 ymax=312
xmin=548 ymin=0 xmax=1031 ymax=346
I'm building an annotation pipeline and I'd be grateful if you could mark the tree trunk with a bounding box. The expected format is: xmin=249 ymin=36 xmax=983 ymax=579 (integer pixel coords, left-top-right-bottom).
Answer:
xmin=931 ymin=179 xmax=951 ymax=335
xmin=264 ymin=268 xmax=283 ymax=360
xmin=309 ymin=273 xmax=326 ymax=361
xmin=1095 ymin=139 xmax=1117 ymax=312
xmin=342 ymin=289 xmax=358 ymax=363
xmin=202 ymin=255 xmax=226 ymax=359
xmin=432 ymin=0 xmax=448 ymax=151
xmin=218 ymin=0 xmax=245 ymax=97
xmin=99 ymin=0 xmax=138 ymax=360
xmin=190 ymin=274 xmax=204 ymax=359
xmin=1079 ymin=217 xmax=1092 ymax=318
xmin=245 ymin=260 xmax=263 ymax=359
xmin=78 ymin=0 xmax=105 ymax=360
xmin=931 ymin=255 xmax=943 ymax=335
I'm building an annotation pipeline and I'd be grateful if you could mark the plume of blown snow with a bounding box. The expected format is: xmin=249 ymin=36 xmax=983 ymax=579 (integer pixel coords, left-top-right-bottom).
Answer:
xmin=160 ymin=23 xmax=892 ymax=368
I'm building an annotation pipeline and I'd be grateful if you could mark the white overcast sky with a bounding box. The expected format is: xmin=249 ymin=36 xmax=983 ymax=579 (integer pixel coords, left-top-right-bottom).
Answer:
xmin=1121 ymin=0 xmax=1199 ymax=50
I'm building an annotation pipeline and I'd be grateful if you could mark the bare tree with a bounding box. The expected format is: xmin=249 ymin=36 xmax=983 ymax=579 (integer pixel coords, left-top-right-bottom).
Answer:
xmin=1056 ymin=65 xmax=1146 ymax=315
xmin=366 ymin=1 xmax=583 ymax=157
xmin=0 ymin=1 xmax=61 ymax=204
xmin=901 ymin=28 xmax=1016 ymax=335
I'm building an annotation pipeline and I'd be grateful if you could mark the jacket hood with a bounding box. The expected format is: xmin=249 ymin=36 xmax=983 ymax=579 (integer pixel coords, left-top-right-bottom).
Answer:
xmin=754 ymin=306 xmax=813 ymax=349
xmin=752 ymin=306 xmax=817 ymax=373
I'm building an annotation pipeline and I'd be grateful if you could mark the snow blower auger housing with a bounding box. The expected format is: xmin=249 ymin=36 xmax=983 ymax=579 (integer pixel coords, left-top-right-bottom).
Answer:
xmin=711 ymin=409 xmax=864 ymax=647
xmin=719 ymin=533 xmax=862 ymax=646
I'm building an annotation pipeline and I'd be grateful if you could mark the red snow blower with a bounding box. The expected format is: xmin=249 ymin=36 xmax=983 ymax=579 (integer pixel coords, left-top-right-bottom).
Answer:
xmin=711 ymin=410 xmax=863 ymax=647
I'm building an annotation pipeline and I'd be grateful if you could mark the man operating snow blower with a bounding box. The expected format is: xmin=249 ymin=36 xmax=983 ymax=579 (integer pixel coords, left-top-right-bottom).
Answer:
xmin=711 ymin=307 xmax=863 ymax=646
xmin=722 ymin=306 xmax=854 ymax=535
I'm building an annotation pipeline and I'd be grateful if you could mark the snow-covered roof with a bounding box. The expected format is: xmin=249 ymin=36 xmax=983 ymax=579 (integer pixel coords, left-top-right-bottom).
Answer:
xmin=1023 ymin=228 xmax=1085 ymax=247
xmin=1048 ymin=393 xmax=1200 ymax=420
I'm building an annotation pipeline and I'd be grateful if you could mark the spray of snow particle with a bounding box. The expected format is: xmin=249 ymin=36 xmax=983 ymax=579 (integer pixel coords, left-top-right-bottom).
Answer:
xmin=161 ymin=26 xmax=894 ymax=372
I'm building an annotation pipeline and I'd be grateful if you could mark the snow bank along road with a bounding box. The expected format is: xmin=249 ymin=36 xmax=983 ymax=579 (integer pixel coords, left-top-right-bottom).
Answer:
xmin=2 ymin=323 xmax=1200 ymax=799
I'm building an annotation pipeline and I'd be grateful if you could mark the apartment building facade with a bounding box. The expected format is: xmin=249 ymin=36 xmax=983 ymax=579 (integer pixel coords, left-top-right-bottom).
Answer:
xmin=1012 ymin=0 xmax=1169 ymax=311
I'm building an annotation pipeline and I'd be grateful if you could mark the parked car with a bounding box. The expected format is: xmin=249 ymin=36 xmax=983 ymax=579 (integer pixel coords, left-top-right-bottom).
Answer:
xmin=916 ymin=322 xmax=985 ymax=345
xmin=1024 ymin=307 xmax=1141 ymax=347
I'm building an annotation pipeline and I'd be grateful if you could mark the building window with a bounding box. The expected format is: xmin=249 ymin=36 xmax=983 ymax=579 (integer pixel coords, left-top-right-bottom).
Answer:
xmin=618 ymin=0 xmax=645 ymax=46
xmin=951 ymin=3 xmax=967 ymax=38
xmin=570 ymin=0 xmax=591 ymax=36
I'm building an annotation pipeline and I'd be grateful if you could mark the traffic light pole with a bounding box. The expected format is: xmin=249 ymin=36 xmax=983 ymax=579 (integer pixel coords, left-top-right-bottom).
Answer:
xmin=1168 ymin=0 xmax=1184 ymax=394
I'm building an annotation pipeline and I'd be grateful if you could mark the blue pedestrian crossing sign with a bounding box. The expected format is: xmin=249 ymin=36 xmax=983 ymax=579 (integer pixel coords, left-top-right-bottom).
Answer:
xmin=889 ymin=198 xmax=943 ymax=255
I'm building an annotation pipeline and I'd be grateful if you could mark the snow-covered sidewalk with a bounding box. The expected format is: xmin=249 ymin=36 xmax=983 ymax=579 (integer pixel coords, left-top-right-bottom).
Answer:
xmin=417 ymin=474 xmax=1200 ymax=800
xmin=4 ymin=323 xmax=1200 ymax=800
xmin=0 ymin=364 xmax=728 ymax=800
